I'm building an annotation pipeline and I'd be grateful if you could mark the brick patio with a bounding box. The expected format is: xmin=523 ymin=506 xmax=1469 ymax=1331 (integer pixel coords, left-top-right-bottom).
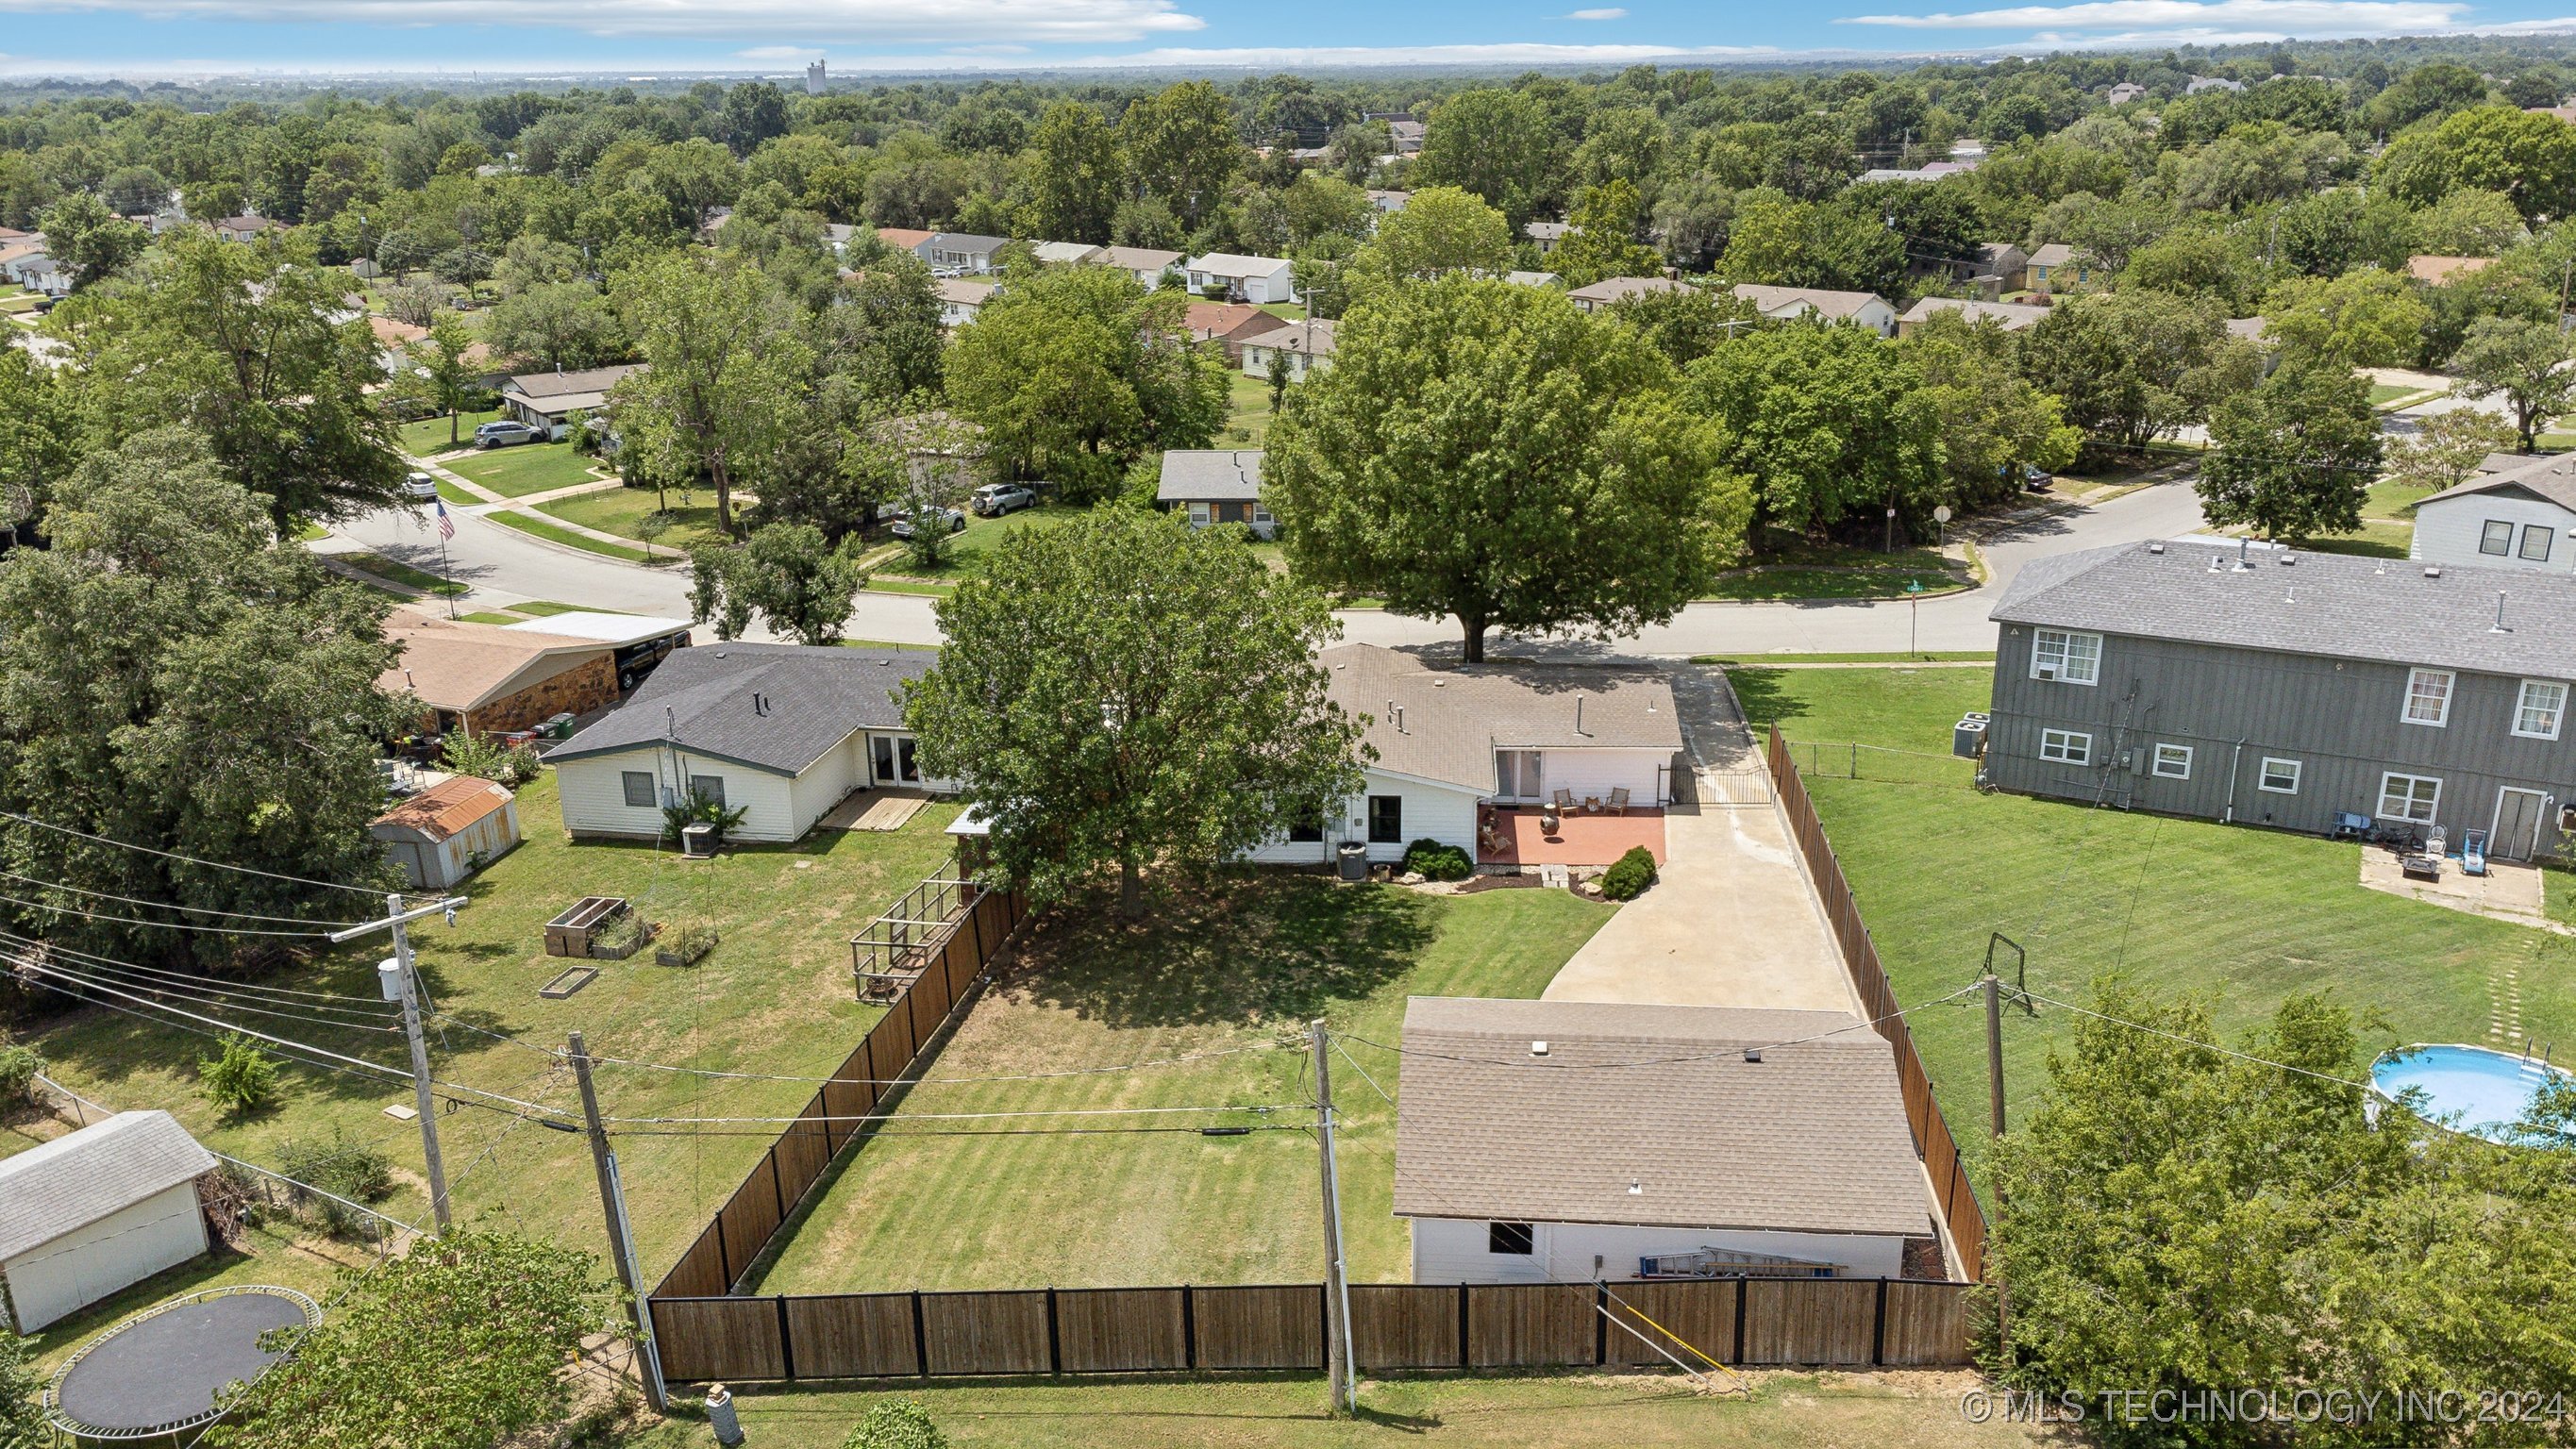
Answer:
xmin=1479 ymin=805 xmax=1667 ymax=868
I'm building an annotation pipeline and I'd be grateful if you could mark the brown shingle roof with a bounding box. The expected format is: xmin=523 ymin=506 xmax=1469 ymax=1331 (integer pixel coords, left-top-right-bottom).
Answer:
xmin=1393 ymin=998 xmax=1932 ymax=1238
xmin=379 ymin=608 xmax=607 ymax=713
xmin=1322 ymin=644 xmax=1680 ymax=792
xmin=371 ymin=774 xmax=512 ymax=842
xmin=2405 ymin=254 xmax=2495 ymax=285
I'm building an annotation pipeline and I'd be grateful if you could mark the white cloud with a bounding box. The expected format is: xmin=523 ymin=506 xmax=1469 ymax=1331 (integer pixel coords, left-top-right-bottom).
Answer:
xmin=0 ymin=0 xmax=1206 ymax=42
xmin=1838 ymin=0 xmax=2462 ymax=35
xmin=1060 ymin=40 xmax=1774 ymax=65
xmin=1564 ymin=8 xmax=1629 ymax=19
xmin=734 ymin=44 xmax=821 ymax=59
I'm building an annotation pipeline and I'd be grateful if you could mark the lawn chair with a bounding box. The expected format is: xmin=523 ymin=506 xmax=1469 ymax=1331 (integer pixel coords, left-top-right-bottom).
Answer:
xmin=1606 ymin=787 xmax=1631 ymax=815
xmin=1551 ymin=788 xmax=1575 ymax=811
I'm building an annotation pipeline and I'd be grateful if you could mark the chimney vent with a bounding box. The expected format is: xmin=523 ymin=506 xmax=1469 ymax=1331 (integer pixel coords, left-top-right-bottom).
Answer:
xmin=2147 ymin=541 xmax=2165 ymax=555
xmin=2425 ymin=565 xmax=2442 ymax=578
xmin=1530 ymin=1040 xmax=1549 ymax=1058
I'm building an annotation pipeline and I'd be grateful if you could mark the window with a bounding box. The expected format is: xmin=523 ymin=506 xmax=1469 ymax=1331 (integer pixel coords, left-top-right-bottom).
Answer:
xmin=2259 ymin=758 xmax=2301 ymax=794
xmin=2525 ymin=525 xmax=2558 ymax=562
xmin=1287 ymin=808 xmax=1324 ymax=843
xmin=621 ymin=772 xmax=657 ymax=808
xmin=688 ymin=774 xmax=726 ymax=808
xmin=1367 ymin=795 xmax=1403 ymax=843
xmin=2483 ymin=519 xmax=2515 ymax=556
xmin=1487 ymin=1222 xmax=1535 ymax=1256
xmin=2030 ymin=628 xmax=2101 ymax=686
xmin=2039 ymin=729 xmax=2092 ymax=765
xmin=1187 ymin=502 xmax=1211 ymax=526
xmin=2151 ymin=743 xmax=2192 ymax=779
xmin=2380 ymin=773 xmax=2441 ymax=823
xmin=2518 ymin=679 xmax=2569 ymax=741
xmin=2403 ymin=668 xmax=2453 ymax=727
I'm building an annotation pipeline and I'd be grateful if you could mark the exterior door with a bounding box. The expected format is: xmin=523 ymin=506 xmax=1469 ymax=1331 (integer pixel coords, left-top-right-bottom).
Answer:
xmin=872 ymin=735 xmax=897 ymax=785
xmin=2492 ymin=788 xmax=2549 ymax=860
xmin=1495 ymin=749 xmax=1542 ymax=801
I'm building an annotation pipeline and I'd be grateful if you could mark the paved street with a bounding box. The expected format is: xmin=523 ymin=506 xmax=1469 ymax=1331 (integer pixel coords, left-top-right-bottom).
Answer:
xmin=321 ymin=474 xmax=2209 ymax=658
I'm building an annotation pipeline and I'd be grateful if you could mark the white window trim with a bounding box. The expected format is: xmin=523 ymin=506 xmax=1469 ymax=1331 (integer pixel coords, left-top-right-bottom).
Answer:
xmin=2258 ymin=758 xmax=2301 ymax=794
xmin=2378 ymin=772 xmax=2442 ymax=824
xmin=2151 ymin=743 xmax=2192 ymax=779
xmin=2524 ymin=524 xmax=2557 ymax=562
xmin=2402 ymin=668 xmax=2453 ymax=728
xmin=2516 ymin=679 xmax=2568 ymax=741
xmin=2039 ymin=728 xmax=2093 ymax=765
xmin=2029 ymin=627 xmax=2102 ymax=687
xmin=2481 ymin=519 xmax=2515 ymax=556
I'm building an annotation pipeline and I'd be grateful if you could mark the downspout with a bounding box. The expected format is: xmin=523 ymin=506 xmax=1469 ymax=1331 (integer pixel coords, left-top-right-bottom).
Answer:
xmin=2222 ymin=740 xmax=2245 ymax=824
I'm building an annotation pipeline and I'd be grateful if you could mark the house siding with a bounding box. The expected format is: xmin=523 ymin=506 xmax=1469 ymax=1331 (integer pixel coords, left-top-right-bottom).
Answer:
xmin=465 ymin=652 xmax=620 ymax=736
xmin=1247 ymin=768 xmax=1482 ymax=865
xmin=2414 ymin=493 xmax=2576 ymax=573
xmin=3 ymin=1182 xmax=209 ymax=1331
xmin=1409 ymin=1216 xmax=1908 ymax=1285
xmin=1497 ymin=746 xmax=1671 ymax=807
xmin=557 ymin=746 xmax=800 ymax=842
xmin=1985 ymin=626 xmax=2576 ymax=857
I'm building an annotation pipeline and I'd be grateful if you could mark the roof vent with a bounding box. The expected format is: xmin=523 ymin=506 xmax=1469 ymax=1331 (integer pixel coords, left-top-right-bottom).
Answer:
xmin=2493 ymin=591 xmax=2512 ymax=634
xmin=1627 ymin=1178 xmax=1644 ymax=1195
xmin=2278 ymin=552 xmax=2297 ymax=566
xmin=2233 ymin=539 xmax=2253 ymax=572
xmin=1530 ymin=1040 xmax=1549 ymax=1058
xmin=2425 ymin=565 xmax=2442 ymax=579
xmin=2147 ymin=541 xmax=2165 ymax=555
xmin=2209 ymin=555 xmax=2224 ymax=573
xmin=1743 ymin=1047 xmax=1763 ymax=1063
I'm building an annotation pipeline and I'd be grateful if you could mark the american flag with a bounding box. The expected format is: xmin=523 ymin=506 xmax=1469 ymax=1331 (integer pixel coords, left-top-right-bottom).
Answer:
xmin=435 ymin=499 xmax=455 ymax=540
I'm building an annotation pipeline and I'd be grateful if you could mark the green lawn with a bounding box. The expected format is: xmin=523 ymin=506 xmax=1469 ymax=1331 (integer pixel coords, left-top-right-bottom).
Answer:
xmin=487 ymin=508 xmax=656 ymax=562
xmin=1701 ymin=569 xmax=1965 ymax=602
xmin=434 ymin=479 xmax=480 ymax=507
xmin=1698 ymin=653 xmax=1996 ymax=667
xmin=534 ymin=485 xmax=723 ymax=555
xmin=869 ymin=503 xmax=1088 ymax=591
xmin=2288 ymin=519 xmax=2413 ymax=559
xmin=1730 ymin=665 xmax=2576 ymax=1190
xmin=339 ymin=551 xmax=467 ymax=597
xmin=23 ymin=773 xmax=961 ymax=1280
xmin=397 ymin=408 xmax=502 ymax=458
xmin=2367 ymin=383 xmax=2417 ymax=406
xmin=623 ymin=1370 xmax=2049 ymax=1449
xmin=755 ymin=876 xmax=1614 ymax=1293
xmin=443 ymin=441 xmax=604 ymax=499
xmin=1257 ymin=302 xmax=1307 ymax=322
xmin=2362 ymin=476 xmax=2438 ymax=520
xmin=1227 ymin=369 xmax=1278 ymax=446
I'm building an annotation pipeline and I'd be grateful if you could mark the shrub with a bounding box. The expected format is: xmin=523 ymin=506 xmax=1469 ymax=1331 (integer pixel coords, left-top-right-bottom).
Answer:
xmin=200 ymin=1033 xmax=279 ymax=1117
xmin=843 ymin=1399 xmax=944 ymax=1449
xmin=661 ymin=785 xmax=749 ymax=844
xmin=439 ymin=731 xmax=541 ymax=788
xmin=277 ymin=1127 xmax=396 ymax=1238
xmin=1598 ymin=845 xmax=1659 ymax=901
xmin=1401 ymin=838 xmax=1472 ymax=881
xmin=0 ymin=1041 xmax=42 ymax=1111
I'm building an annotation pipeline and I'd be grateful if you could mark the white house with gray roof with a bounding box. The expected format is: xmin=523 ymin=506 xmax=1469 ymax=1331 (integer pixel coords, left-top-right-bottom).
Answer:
xmin=922 ymin=232 xmax=1009 ymax=274
xmin=1396 ymin=998 xmax=1935 ymax=1284
xmin=2414 ymin=452 xmax=2576 ymax=574
xmin=1156 ymin=449 xmax=1272 ymax=537
xmin=1986 ymin=540 xmax=2576 ymax=858
xmin=0 ymin=1111 xmax=217 ymax=1330
xmin=1183 ymin=252 xmax=1297 ymax=304
xmin=544 ymin=644 xmax=951 ymax=842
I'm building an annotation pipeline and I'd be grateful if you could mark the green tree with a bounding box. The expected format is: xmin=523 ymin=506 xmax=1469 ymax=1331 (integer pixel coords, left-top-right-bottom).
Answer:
xmin=906 ymin=509 xmax=1364 ymax=917
xmin=2117 ymin=228 xmax=2259 ymax=311
xmin=1120 ymin=81 xmax=1240 ymax=229
xmin=1686 ymin=322 xmax=1942 ymax=551
xmin=0 ymin=1324 xmax=42 ymax=1449
xmin=0 ymin=429 xmax=406 ymax=971
xmin=1547 ymin=180 xmax=1664 ymax=290
xmin=2198 ymin=355 xmax=2382 ymax=540
xmin=828 ymin=254 xmax=946 ymax=401
xmin=609 ymin=251 xmax=811 ymax=534
xmin=687 ymin=522 xmax=869 ymax=645
xmin=1717 ymin=188 xmax=1904 ymax=296
xmin=2451 ymin=314 xmax=2576 ymax=452
xmin=1266 ymin=275 xmax=1745 ymax=661
xmin=1416 ymin=88 xmax=1559 ymax=228
xmin=38 ymin=191 xmax=145 ymax=291
xmin=2261 ymin=268 xmax=2434 ymax=371
xmin=199 ymin=1034 xmax=279 ymax=1117
xmin=202 ymin=1230 xmax=622 ymax=1449
xmin=413 ymin=315 xmax=481 ymax=448
xmin=1900 ymin=311 xmax=2083 ymax=511
xmin=69 ymin=230 xmax=404 ymax=529
xmin=1605 ymin=281 xmax=1761 ymax=369
xmin=483 ymin=280 xmax=619 ymax=371
xmin=2016 ymin=291 xmax=2246 ymax=451
xmin=1025 ymin=102 xmax=1123 ymax=244
xmin=2384 ymin=406 xmax=2515 ymax=496
xmin=844 ymin=1398 xmax=945 ymax=1449
xmin=0 ymin=342 xmax=75 ymax=532
xmin=1343 ymin=185 xmax=1510 ymax=287
xmin=2380 ymin=104 xmax=2576 ymax=222
xmin=2410 ymin=187 xmax=2524 ymax=256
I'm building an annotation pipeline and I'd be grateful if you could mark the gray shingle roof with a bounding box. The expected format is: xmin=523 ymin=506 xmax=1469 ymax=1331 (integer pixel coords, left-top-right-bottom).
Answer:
xmin=0 ymin=1111 xmax=215 ymax=1261
xmin=1323 ymin=644 xmax=1681 ymax=792
xmin=1157 ymin=449 xmax=1263 ymax=503
xmin=2433 ymin=451 xmax=2576 ymax=513
xmin=544 ymin=644 xmax=932 ymax=775
xmin=1393 ymin=998 xmax=1932 ymax=1238
xmin=1991 ymin=541 xmax=2576 ymax=678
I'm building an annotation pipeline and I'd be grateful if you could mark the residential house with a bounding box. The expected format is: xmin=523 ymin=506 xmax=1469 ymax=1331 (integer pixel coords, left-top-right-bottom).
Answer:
xmin=499 ymin=610 xmax=694 ymax=691
xmin=1955 ymin=240 xmax=2029 ymax=296
xmin=2016 ymin=243 xmax=2096 ymax=295
xmin=212 ymin=214 xmax=281 ymax=243
xmin=1895 ymin=296 xmax=2051 ymax=337
xmin=381 ymin=608 xmax=626 ymax=738
xmin=1395 ymin=997 xmax=1936 ymax=1285
xmin=823 ymin=223 xmax=857 ymax=258
xmin=1029 ymin=240 xmax=1102 ymax=266
xmin=1524 ymin=220 xmax=1571 ymax=255
xmin=0 ymin=1112 xmax=218 ymax=1330
xmin=1984 ymin=540 xmax=2576 ymax=858
xmin=0 ymin=239 xmax=44 ymax=282
xmin=544 ymin=644 xmax=952 ymax=843
xmin=1504 ymin=270 xmax=1560 ymax=289
xmin=2406 ymin=254 xmax=2495 ymax=286
xmin=499 ymin=363 xmax=640 ymax=438
xmin=1184 ymin=301 xmax=1285 ymax=364
xmin=1250 ymin=643 xmax=1681 ymax=869
xmin=1155 ymin=449 xmax=1272 ymax=537
xmin=1386 ymin=119 xmax=1426 ymax=155
xmin=2185 ymin=75 xmax=2247 ymax=94
xmin=1095 ymin=245 xmax=1184 ymax=289
xmin=1855 ymin=160 xmax=1974 ymax=183
xmin=936 ymin=276 xmax=996 ymax=328
xmin=1239 ymin=318 xmax=1334 ymax=381
xmin=1366 ymin=189 xmax=1411 ymax=214
xmin=924 ymin=232 xmax=1008 ymax=274
xmin=1732 ymin=283 xmax=1898 ymax=337
xmin=872 ymin=226 xmax=937 ymax=258
xmin=14 ymin=255 xmax=68 ymax=298
xmin=1185 ymin=252 xmax=1298 ymax=304
xmin=368 ymin=313 xmax=428 ymax=375
xmin=2414 ymin=452 xmax=2576 ymax=574
xmin=1564 ymin=275 xmax=1690 ymax=313
xmin=370 ymin=774 xmax=522 ymax=890
xmin=2528 ymin=104 xmax=2576 ymax=124
xmin=2107 ymin=81 xmax=2147 ymax=105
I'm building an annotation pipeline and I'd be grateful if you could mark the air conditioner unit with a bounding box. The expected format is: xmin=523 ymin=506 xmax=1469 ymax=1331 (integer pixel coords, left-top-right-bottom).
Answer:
xmin=679 ymin=823 xmax=719 ymax=858
xmin=2035 ymin=664 xmax=2058 ymax=680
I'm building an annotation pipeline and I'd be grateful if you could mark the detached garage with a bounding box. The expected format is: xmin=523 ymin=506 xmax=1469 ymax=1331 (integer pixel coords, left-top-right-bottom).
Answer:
xmin=0 ymin=1111 xmax=218 ymax=1330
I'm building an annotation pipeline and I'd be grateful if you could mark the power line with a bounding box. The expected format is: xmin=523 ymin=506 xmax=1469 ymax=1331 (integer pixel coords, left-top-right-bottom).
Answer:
xmin=1336 ymin=983 xmax=1982 ymax=1071
xmin=611 ymin=1123 xmax=1311 ymax=1140
xmin=0 ymin=945 xmax=403 ymax=1025
xmin=0 ymin=889 xmax=343 ymax=937
xmin=0 ymin=929 xmax=404 ymax=1005
xmin=580 ymin=1041 xmax=1295 ymax=1087
xmin=597 ymin=1103 xmax=1304 ymax=1127
xmin=2021 ymin=990 xmax=2378 ymax=1092
xmin=0 ymin=870 xmax=365 ymax=927
xmin=0 ymin=808 xmax=388 ymax=898
xmin=12 ymin=958 xmax=404 ymax=1033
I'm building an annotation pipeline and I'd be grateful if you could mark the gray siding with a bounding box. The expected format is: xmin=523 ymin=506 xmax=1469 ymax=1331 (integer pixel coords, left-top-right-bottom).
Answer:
xmin=1986 ymin=625 xmax=2576 ymax=857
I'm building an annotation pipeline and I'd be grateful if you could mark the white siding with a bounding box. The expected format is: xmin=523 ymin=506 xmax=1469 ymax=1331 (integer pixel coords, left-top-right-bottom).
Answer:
xmin=1408 ymin=1216 xmax=1908 ymax=1285
xmin=2413 ymin=493 xmax=2576 ymax=573
xmin=3 ymin=1182 xmax=209 ymax=1330
xmin=1246 ymin=767 xmax=1482 ymax=864
xmin=1497 ymin=747 xmax=1670 ymax=807
xmin=556 ymin=746 xmax=799 ymax=842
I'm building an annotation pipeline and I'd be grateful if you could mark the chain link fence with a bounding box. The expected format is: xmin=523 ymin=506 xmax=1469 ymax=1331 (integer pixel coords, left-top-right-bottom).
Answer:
xmin=1777 ymin=740 xmax=1980 ymax=790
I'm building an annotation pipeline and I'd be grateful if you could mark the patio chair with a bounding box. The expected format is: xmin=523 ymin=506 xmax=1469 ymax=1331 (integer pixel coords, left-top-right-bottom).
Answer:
xmin=1606 ymin=787 xmax=1631 ymax=815
xmin=1552 ymin=788 xmax=1575 ymax=811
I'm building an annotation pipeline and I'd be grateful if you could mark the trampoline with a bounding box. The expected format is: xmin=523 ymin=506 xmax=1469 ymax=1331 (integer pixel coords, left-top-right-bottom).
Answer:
xmin=46 ymin=1285 xmax=320 ymax=1441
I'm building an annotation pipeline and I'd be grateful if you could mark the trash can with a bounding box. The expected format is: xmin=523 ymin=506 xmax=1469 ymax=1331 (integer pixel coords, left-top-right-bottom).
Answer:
xmin=1951 ymin=716 xmax=1988 ymax=759
xmin=1336 ymin=841 xmax=1368 ymax=881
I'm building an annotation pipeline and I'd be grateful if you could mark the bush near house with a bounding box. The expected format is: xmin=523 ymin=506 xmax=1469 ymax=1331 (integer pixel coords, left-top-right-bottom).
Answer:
xmin=1599 ymin=845 xmax=1658 ymax=900
xmin=1402 ymin=838 xmax=1472 ymax=881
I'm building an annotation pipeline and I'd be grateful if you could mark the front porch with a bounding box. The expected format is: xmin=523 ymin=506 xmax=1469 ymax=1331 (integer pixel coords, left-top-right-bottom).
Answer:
xmin=1478 ymin=804 xmax=1667 ymax=868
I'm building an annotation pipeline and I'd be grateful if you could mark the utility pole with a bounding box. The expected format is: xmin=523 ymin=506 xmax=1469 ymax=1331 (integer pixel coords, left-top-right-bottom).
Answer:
xmin=1310 ymin=1020 xmax=1356 ymax=1415
xmin=330 ymin=892 xmax=465 ymax=1232
xmin=1982 ymin=971 xmax=2010 ymax=1348
xmin=571 ymin=1032 xmax=669 ymax=1412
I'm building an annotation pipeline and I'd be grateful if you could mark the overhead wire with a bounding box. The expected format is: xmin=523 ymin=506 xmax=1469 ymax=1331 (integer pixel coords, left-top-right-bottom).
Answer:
xmin=0 ymin=889 xmax=345 ymax=937
xmin=598 ymin=1103 xmax=1304 ymax=1127
xmin=0 ymin=808 xmax=391 ymax=898
xmin=0 ymin=929 xmax=403 ymax=1006
xmin=1335 ymin=982 xmax=1982 ymax=1070
xmin=579 ymin=1040 xmax=1296 ymax=1087
xmin=0 ymin=870 xmax=368 ymax=927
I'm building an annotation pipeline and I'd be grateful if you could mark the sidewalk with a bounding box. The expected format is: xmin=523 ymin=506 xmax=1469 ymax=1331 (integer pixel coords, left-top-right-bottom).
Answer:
xmin=408 ymin=453 xmax=676 ymax=560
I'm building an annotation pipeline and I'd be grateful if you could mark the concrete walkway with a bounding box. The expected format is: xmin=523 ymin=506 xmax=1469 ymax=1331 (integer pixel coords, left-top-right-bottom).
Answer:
xmin=402 ymin=452 xmax=682 ymax=561
xmin=1542 ymin=666 xmax=1861 ymax=1014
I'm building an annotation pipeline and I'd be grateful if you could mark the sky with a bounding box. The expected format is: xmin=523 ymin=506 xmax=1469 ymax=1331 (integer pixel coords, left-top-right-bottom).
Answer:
xmin=7 ymin=0 xmax=2576 ymax=78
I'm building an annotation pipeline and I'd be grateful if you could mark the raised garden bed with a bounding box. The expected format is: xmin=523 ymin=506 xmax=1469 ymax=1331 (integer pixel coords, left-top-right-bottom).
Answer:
xmin=654 ymin=924 xmax=718 ymax=967
xmin=538 ymin=965 xmax=598 ymax=999
xmin=588 ymin=916 xmax=655 ymax=960
xmin=544 ymin=896 xmax=628 ymax=958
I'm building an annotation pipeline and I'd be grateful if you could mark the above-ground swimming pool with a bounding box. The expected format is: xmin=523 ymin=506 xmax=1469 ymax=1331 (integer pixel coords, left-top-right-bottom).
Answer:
xmin=2372 ymin=1044 xmax=2570 ymax=1145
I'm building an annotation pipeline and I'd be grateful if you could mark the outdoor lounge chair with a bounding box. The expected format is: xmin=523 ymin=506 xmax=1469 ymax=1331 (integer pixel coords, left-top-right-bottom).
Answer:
xmin=1552 ymin=788 xmax=1575 ymax=810
xmin=1606 ymin=787 xmax=1631 ymax=815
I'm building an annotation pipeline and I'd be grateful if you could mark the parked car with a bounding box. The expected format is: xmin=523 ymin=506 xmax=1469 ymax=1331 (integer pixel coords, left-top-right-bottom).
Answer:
xmin=2022 ymin=464 xmax=2053 ymax=491
xmin=972 ymin=483 xmax=1036 ymax=517
xmin=889 ymin=508 xmax=967 ymax=539
xmin=474 ymin=420 xmax=546 ymax=449
xmin=403 ymin=471 xmax=439 ymax=502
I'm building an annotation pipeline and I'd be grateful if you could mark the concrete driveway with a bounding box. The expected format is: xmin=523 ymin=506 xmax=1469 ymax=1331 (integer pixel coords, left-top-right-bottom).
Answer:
xmin=1541 ymin=666 xmax=1861 ymax=1014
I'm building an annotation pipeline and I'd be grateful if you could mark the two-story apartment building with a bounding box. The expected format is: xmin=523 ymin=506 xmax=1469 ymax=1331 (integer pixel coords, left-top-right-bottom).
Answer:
xmin=1985 ymin=541 xmax=2576 ymax=859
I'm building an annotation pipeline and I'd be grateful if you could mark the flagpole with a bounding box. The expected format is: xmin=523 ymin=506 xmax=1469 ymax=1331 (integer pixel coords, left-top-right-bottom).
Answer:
xmin=434 ymin=500 xmax=459 ymax=620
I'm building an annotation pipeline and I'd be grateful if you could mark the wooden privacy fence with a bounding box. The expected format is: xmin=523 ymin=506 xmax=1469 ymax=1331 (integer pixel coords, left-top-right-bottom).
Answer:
xmin=646 ymin=1276 xmax=1976 ymax=1385
xmin=651 ymin=858 xmax=1029 ymax=1302
xmin=1766 ymin=724 xmax=1990 ymax=1280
